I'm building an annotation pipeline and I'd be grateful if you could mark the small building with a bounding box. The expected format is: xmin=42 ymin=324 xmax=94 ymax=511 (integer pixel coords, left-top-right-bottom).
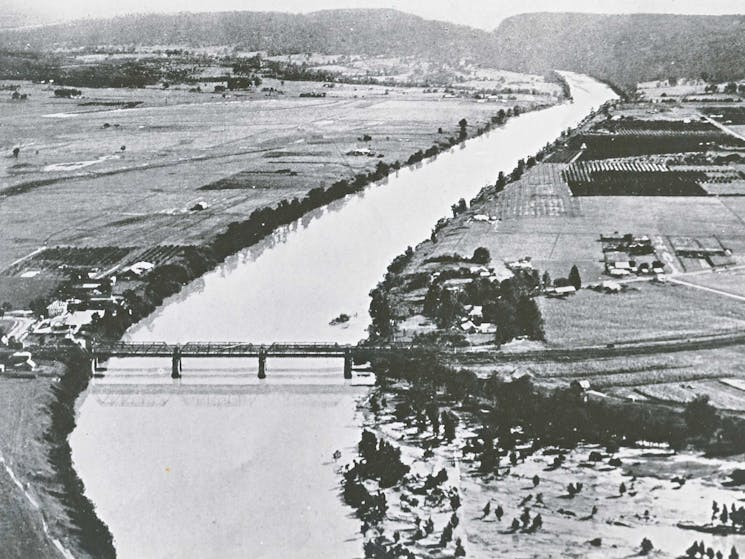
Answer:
xmin=469 ymin=266 xmax=491 ymax=276
xmin=8 ymin=351 xmax=36 ymax=371
xmin=122 ymin=261 xmax=154 ymax=279
xmin=63 ymin=310 xmax=101 ymax=334
xmin=475 ymin=322 xmax=497 ymax=334
xmin=506 ymin=258 xmax=534 ymax=272
xmin=46 ymin=300 xmax=68 ymax=318
xmin=468 ymin=306 xmax=484 ymax=320
xmin=601 ymin=280 xmax=622 ymax=293
xmin=546 ymin=285 xmax=576 ymax=297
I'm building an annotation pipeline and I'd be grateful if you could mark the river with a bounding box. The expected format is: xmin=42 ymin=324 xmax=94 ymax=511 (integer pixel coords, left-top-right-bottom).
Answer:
xmin=69 ymin=72 xmax=616 ymax=559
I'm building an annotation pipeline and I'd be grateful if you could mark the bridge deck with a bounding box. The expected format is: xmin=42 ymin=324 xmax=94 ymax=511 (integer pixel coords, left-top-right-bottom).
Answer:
xmin=91 ymin=342 xmax=406 ymax=358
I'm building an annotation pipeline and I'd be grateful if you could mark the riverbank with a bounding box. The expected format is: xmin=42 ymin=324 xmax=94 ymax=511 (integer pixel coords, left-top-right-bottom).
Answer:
xmin=0 ymin=355 xmax=109 ymax=559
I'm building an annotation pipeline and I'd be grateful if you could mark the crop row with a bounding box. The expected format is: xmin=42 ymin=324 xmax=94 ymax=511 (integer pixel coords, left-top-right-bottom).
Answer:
xmin=563 ymin=160 xmax=668 ymax=183
xmin=592 ymin=119 xmax=716 ymax=134
xmin=126 ymin=245 xmax=195 ymax=266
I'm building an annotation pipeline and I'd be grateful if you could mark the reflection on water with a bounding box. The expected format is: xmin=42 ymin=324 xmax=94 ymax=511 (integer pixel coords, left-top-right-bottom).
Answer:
xmin=70 ymin=73 xmax=617 ymax=559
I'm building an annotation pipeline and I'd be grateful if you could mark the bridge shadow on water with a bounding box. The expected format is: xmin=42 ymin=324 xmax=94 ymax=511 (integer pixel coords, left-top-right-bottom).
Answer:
xmin=89 ymin=358 xmax=374 ymax=408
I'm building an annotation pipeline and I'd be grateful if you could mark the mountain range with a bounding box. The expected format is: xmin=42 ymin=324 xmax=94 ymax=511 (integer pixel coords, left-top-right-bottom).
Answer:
xmin=2 ymin=10 xmax=745 ymax=88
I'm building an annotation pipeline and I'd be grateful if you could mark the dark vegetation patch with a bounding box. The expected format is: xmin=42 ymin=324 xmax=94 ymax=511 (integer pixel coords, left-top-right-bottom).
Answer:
xmin=78 ymin=100 xmax=143 ymax=108
xmin=200 ymin=169 xmax=299 ymax=190
xmin=7 ymin=246 xmax=134 ymax=275
xmin=110 ymin=215 xmax=151 ymax=227
xmin=543 ymin=149 xmax=581 ymax=163
xmin=564 ymin=170 xmax=708 ymax=196
xmin=0 ymin=277 xmax=62 ymax=309
xmin=263 ymin=151 xmax=331 ymax=158
xmin=701 ymin=106 xmax=745 ymax=125
xmin=570 ymin=133 xmax=745 ymax=160
xmin=200 ymin=170 xmax=284 ymax=190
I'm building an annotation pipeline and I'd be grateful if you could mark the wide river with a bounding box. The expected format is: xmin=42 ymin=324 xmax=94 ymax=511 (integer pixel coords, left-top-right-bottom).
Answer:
xmin=70 ymin=73 xmax=616 ymax=559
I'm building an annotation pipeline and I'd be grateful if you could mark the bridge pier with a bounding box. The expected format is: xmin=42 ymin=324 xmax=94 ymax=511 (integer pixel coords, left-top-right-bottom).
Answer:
xmin=343 ymin=349 xmax=353 ymax=380
xmin=171 ymin=347 xmax=182 ymax=379
xmin=258 ymin=349 xmax=267 ymax=379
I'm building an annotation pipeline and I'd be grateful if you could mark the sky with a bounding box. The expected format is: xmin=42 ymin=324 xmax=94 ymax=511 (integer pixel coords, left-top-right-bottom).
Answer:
xmin=7 ymin=0 xmax=745 ymax=30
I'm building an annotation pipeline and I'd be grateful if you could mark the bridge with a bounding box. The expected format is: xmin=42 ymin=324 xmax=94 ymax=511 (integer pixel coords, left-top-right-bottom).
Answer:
xmin=90 ymin=327 xmax=745 ymax=381
xmin=90 ymin=341 xmax=393 ymax=379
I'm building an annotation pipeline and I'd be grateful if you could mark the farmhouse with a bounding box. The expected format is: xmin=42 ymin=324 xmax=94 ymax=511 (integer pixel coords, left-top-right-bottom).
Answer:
xmin=546 ymin=285 xmax=576 ymax=298
xmin=441 ymin=278 xmax=472 ymax=291
xmin=121 ymin=261 xmax=154 ymax=279
xmin=467 ymin=305 xmax=484 ymax=320
xmin=474 ymin=322 xmax=497 ymax=334
xmin=506 ymin=257 xmax=534 ymax=272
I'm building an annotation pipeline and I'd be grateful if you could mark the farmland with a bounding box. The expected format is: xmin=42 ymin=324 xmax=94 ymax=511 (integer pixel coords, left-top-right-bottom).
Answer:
xmin=0 ymin=73 xmax=556 ymax=307
xmin=377 ymin=81 xmax=745 ymax=406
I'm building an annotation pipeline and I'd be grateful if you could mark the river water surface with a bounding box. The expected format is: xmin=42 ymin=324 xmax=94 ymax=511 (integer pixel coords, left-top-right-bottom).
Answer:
xmin=69 ymin=73 xmax=616 ymax=559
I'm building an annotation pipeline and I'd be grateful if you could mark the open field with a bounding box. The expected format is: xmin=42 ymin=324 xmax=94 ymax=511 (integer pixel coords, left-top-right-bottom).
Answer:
xmin=680 ymin=267 xmax=745 ymax=299
xmin=0 ymin=76 xmax=553 ymax=305
xmin=538 ymin=283 xmax=745 ymax=347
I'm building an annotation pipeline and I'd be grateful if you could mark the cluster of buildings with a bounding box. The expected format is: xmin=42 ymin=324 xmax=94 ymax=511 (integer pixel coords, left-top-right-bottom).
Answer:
xmin=459 ymin=305 xmax=498 ymax=335
xmin=602 ymin=233 xmax=666 ymax=278
xmin=0 ymin=259 xmax=156 ymax=372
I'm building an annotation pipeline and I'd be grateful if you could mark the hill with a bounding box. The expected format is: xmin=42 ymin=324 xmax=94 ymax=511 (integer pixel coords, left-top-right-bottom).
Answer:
xmin=0 ymin=10 xmax=488 ymax=62
xmin=489 ymin=13 xmax=745 ymax=88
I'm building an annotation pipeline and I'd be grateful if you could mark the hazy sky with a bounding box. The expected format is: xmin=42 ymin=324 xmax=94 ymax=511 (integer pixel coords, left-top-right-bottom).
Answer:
xmin=11 ymin=0 xmax=745 ymax=30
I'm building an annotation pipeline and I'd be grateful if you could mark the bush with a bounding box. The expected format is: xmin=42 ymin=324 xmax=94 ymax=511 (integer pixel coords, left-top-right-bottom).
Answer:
xmin=471 ymin=247 xmax=491 ymax=264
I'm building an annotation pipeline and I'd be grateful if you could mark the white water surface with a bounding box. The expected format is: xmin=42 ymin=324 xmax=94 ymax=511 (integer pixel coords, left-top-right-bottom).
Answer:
xmin=70 ymin=73 xmax=616 ymax=559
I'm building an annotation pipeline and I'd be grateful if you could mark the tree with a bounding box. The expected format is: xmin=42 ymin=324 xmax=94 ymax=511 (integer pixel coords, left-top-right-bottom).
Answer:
xmin=684 ymin=395 xmax=719 ymax=437
xmin=496 ymin=171 xmax=507 ymax=190
xmin=458 ymin=118 xmax=468 ymax=141
xmin=442 ymin=411 xmax=457 ymax=441
xmin=493 ymin=300 xmax=518 ymax=344
xmin=28 ymin=297 xmax=49 ymax=318
xmin=568 ymin=265 xmax=582 ymax=290
xmin=542 ymin=271 xmax=552 ymax=288
xmin=435 ymin=290 xmax=463 ymax=329
xmin=472 ymin=247 xmax=491 ymax=264
xmin=12 ymin=147 xmax=20 ymax=158
xmin=423 ymin=284 xmax=442 ymax=317
xmin=368 ymin=288 xmax=393 ymax=340
xmin=517 ymin=296 xmax=544 ymax=340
